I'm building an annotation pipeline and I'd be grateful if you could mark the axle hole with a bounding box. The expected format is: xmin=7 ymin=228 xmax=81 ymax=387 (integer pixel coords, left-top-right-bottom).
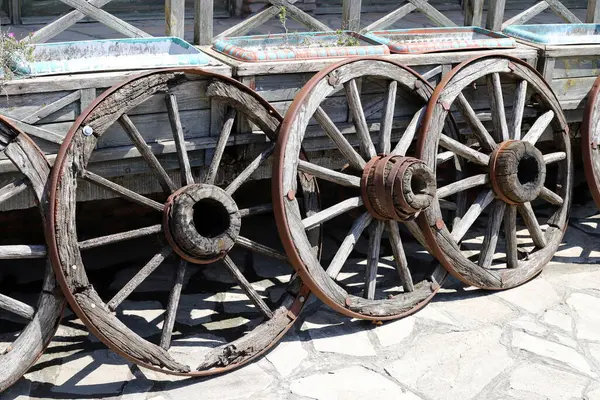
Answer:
xmin=517 ymin=156 xmax=540 ymax=186
xmin=411 ymin=172 xmax=429 ymax=195
xmin=193 ymin=198 xmax=230 ymax=238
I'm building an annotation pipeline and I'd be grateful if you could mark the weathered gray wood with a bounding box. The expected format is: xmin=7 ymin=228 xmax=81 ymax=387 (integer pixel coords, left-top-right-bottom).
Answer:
xmin=362 ymin=3 xmax=416 ymax=32
xmin=392 ymin=106 xmax=426 ymax=156
xmin=297 ymin=159 xmax=361 ymax=188
xmin=502 ymin=2 xmax=548 ymax=28
xmin=223 ymin=255 xmax=273 ymax=319
xmin=236 ymin=236 xmax=289 ymax=263
xmin=160 ymin=259 xmax=187 ymax=350
xmin=387 ymin=220 xmax=415 ymax=292
xmin=456 ymin=94 xmax=497 ymax=151
xmin=22 ymin=91 xmax=81 ymax=124
xmin=0 ymin=245 xmax=46 ymax=259
xmin=195 ymin=0 xmax=213 ymax=45
xmin=225 ymin=143 xmax=275 ymax=195
xmin=523 ymin=110 xmax=555 ymax=144
xmin=82 ymin=170 xmax=164 ymax=211
xmin=166 ymin=0 xmax=185 ymax=38
xmin=214 ymin=6 xmax=280 ymax=40
xmin=60 ymin=0 xmax=151 ymax=38
xmin=119 ymin=114 xmax=176 ymax=193
xmin=0 ymin=178 xmax=28 ymax=204
xmin=539 ymin=186 xmax=563 ymax=205
xmin=302 ymin=197 xmax=363 ymax=230
xmin=464 ymin=0 xmax=483 ymax=26
xmin=314 ymin=107 xmax=366 ymax=170
xmin=486 ymin=0 xmax=506 ymax=30
xmin=587 ymin=0 xmax=600 ymax=22
xmin=238 ymin=204 xmax=273 ymax=218
xmin=4 ymin=117 xmax=64 ymax=145
xmin=326 ymin=212 xmax=372 ymax=279
xmin=269 ymin=0 xmax=332 ymax=31
xmin=107 ymin=247 xmax=173 ymax=311
xmin=345 ymin=79 xmax=377 ymax=159
xmin=78 ymin=225 xmax=162 ymax=251
xmin=80 ymin=88 xmax=97 ymax=110
xmin=510 ymin=80 xmax=528 ymax=140
xmin=342 ymin=0 xmax=362 ymax=31
xmin=379 ymin=80 xmax=397 ymax=154
xmin=487 ymin=72 xmax=509 ymax=142
xmin=544 ymin=0 xmax=581 ymax=23
xmin=478 ymin=200 xmax=506 ymax=269
xmin=450 ymin=189 xmax=495 ymax=242
xmin=504 ymin=205 xmax=519 ymax=269
xmin=408 ymin=0 xmax=457 ymax=26
xmin=365 ymin=221 xmax=384 ymax=300
xmin=205 ymin=109 xmax=236 ymax=185
xmin=437 ymin=174 xmax=489 ymax=199
xmin=439 ymin=134 xmax=490 ymax=166
xmin=0 ymin=294 xmax=35 ymax=320
xmin=543 ymin=152 xmax=566 ymax=164
xmin=517 ymin=202 xmax=547 ymax=248
xmin=166 ymin=92 xmax=195 ymax=187
xmin=436 ymin=151 xmax=455 ymax=165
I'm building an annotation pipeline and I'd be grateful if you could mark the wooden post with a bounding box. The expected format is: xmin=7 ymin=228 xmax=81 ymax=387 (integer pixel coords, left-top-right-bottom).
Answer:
xmin=486 ymin=0 xmax=506 ymax=30
xmin=195 ymin=0 xmax=213 ymax=45
xmin=166 ymin=0 xmax=185 ymax=38
xmin=464 ymin=0 xmax=483 ymax=26
xmin=342 ymin=0 xmax=362 ymax=31
xmin=587 ymin=0 xmax=600 ymax=22
xmin=9 ymin=0 xmax=20 ymax=25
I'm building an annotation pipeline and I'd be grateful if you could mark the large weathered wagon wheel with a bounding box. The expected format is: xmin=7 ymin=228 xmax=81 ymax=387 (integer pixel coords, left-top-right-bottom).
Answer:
xmin=48 ymin=68 xmax=317 ymax=376
xmin=274 ymin=57 xmax=448 ymax=320
xmin=0 ymin=121 xmax=64 ymax=391
xmin=582 ymin=74 xmax=600 ymax=209
xmin=417 ymin=55 xmax=572 ymax=290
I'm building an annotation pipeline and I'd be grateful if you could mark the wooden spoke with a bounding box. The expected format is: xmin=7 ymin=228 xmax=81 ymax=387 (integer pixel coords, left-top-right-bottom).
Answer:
xmin=222 ymin=256 xmax=273 ymax=320
xmin=436 ymin=151 xmax=455 ymax=165
xmin=439 ymin=134 xmax=490 ymax=166
xmin=504 ymin=205 xmax=519 ymax=269
xmin=166 ymin=92 xmax=194 ymax=186
xmin=107 ymin=247 xmax=173 ymax=311
xmin=387 ymin=221 xmax=414 ymax=292
xmin=236 ymin=236 xmax=288 ymax=263
xmin=78 ymin=225 xmax=162 ymax=251
xmin=487 ymin=72 xmax=509 ymax=142
xmin=379 ymin=80 xmax=397 ymax=154
xmin=119 ymin=114 xmax=176 ymax=193
xmin=439 ymin=199 xmax=458 ymax=210
xmin=451 ymin=190 xmax=495 ymax=243
xmin=510 ymin=80 xmax=528 ymax=140
xmin=437 ymin=174 xmax=489 ymax=199
xmin=543 ymin=152 xmax=567 ymax=164
xmin=205 ymin=109 xmax=236 ymax=185
xmin=160 ymin=259 xmax=187 ymax=350
xmin=0 ymin=245 xmax=46 ymax=259
xmin=297 ymin=159 xmax=361 ymax=188
xmin=539 ymin=186 xmax=563 ymax=205
xmin=238 ymin=204 xmax=273 ymax=218
xmin=344 ymin=79 xmax=377 ymax=159
xmin=517 ymin=202 xmax=547 ymax=248
xmin=522 ymin=110 xmax=555 ymax=144
xmin=392 ymin=106 xmax=426 ymax=156
xmin=314 ymin=106 xmax=366 ymax=170
xmin=225 ymin=143 xmax=275 ymax=195
xmin=0 ymin=178 xmax=28 ymax=205
xmin=456 ymin=93 xmax=497 ymax=151
xmin=326 ymin=212 xmax=373 ymax=279
xmin=302 ymin=197 xmax=363 ymax=230
xmin=365 ymin=221 xmax=384 ymax=300
xmin=82 ymin=170 xmax=164 ymax=211
xmin=478 ymin=200 xmax=506 ymax=269
xmin=0 ymin=293 xmax=34 ymax=320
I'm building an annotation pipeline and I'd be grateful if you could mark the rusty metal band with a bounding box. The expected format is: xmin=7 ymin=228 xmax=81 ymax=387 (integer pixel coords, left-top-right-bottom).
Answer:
xmin=373 ymin=155 xmax=396 ymax=220
xmin=582 ymin=74 xmax=600 ymax=210
xmin=489 ymin=140 xmax=520 ymax=206
xmin=388 ymin=157 xmax=422 ymax=221
xmin=361 ymin=156 xmax=388 ymax=221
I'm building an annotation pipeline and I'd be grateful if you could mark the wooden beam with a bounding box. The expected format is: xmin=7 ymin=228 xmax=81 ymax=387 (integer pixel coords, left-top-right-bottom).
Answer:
xmin=486 ymin=0 xmax=506 ymax=30
xmin=588 ymin=0 xmax=600 ymax=22
xmin=166 ymin=0 xmax=186 ymax=38
xmin=195 ymin=0 xmax=213 ymax=45
xmin=342 ymin=0 xmax=362 ymax=31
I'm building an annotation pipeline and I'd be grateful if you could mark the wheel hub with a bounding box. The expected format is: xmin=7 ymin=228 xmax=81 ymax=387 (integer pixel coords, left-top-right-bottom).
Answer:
xmin=163 ymin=184 xmax=241 ymax=264
xmin=489 ymin=140 xmax=546 ymax=204
xmin=361 ymin=155 xmax=436 ymax=221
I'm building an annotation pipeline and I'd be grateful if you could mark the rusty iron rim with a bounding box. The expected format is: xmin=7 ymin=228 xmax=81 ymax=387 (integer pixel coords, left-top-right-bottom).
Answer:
xmin=582 ymin=74 xmax=600 ymax=210
xmin=488 ymin=140 xmax=520 ymax=206
xmin=416 ymin=54 xmax=571 ymax=291
xmin=47 ymin=67 xmax=310 ymax=377
xmin=273 ymin=56 xmax=446 ymax=321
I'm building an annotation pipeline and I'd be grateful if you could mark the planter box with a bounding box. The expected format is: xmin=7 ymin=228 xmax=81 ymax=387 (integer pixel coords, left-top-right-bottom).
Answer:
xmin=364 ymin=27 xmax=515 ymax=54
xmin=503 ymin=24 xmax=600 ymax=45
xmin=12 ymin=37 xmax=212 ymax=77
xmin=212 ymin=31 xmax=389 ymax=62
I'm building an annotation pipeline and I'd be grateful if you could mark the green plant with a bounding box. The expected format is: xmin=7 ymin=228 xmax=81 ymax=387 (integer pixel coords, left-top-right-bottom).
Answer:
xmin=335 ymin=29 xmax=360 ymax=47
xmin=279 ymin=7 xmax=289 ymax=39
xmin=0 ymin=29 xmax=34 ymax=82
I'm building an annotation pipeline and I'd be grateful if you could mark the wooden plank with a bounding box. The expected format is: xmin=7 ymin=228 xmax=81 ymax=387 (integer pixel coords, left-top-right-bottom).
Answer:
xmin=544 ymin=0 xmax=581 ymax=23
xmin=269 ymin=0 xmax=332 ymax=31
xmin=4 ymin=117 xmax=64 ymax=145
xmin=362 ymin=3 xmax=417 ymax=32
xmin=408 ymin=0 xmax=457 ymax=26
xmin=342 ymin=0 xmax=362 ymax=31
xmin=59 ymin=0 xmax=152 ymax=38
xmin=587 ymin=0 xmax=600 ymax=22
xmin=195 ymin=0 xmax=213 ymax=45
xmin=214 ymin=6 xmax=280 ymax=40
xmin=21 ymin=91 xmax=81 ymax=125
xmin=166 ymin=0 xmax=186 ymax=38
xmin=464 ymin=0 xmax=483 ymax=26
xmin=486 ymin=0 xmax=506 ymax=30
xmin=502 ymin=2 xmax=548 ymax=28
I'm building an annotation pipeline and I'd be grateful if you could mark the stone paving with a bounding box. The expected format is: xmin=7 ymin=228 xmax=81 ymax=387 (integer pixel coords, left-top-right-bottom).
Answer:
xmin=2 ymin=198 xmax=600 ymax=400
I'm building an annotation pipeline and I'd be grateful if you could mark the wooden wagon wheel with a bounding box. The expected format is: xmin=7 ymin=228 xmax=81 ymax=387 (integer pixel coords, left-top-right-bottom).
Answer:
xmin=47 ymin=68 xmax=317 ymax=376
xmin=274 ymin=57 xmax=448 ymax=321
xmin=582 ymin=74 xmax=600 ymax=209
xmin=0 ymin=120 xmax=64 ymax=391
xmin=417 ymin=55 xmax=572 ymax=290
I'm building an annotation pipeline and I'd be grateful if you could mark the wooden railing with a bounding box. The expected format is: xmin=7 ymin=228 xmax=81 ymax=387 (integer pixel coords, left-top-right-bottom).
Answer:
xmin=22 ymin=0 xmax=484 ymax=45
